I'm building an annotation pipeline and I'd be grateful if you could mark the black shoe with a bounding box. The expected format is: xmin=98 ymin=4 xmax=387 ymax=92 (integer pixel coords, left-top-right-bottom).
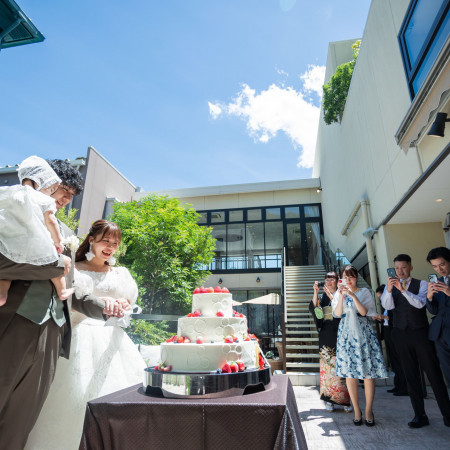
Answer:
xmin=365 ymin=413 xmax=375 ymax=427
xmin=353 ymin=417 xmax=363 ymax=426
xmin=387 ymin=388 xmax=398 ymax=393
xmin=408 ymin=415 xmax=429 ymax=428
xmin=393 ymin=391 xmax=409 ymax=396
xmin=444 ymin=417 xmax=450 ymax=427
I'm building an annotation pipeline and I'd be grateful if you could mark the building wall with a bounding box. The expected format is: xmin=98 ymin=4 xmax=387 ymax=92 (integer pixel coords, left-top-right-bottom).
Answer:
xmin=313 ymin=0 xmax=449 ymax=278
xmin=77 ymin=147 xmax=136 ymax=235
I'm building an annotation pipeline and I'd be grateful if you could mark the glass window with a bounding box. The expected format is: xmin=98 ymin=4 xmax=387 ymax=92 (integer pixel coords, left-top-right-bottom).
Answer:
xmin=197 ymin=212 xmax=207 ymax=224
xmin=247 ymin=209 xmax=262 ymax=221
xmin=265 ymin=221 xmax=283 ymax=268
xmin=226 ymin=223 xmax=246 ymax=269
xmin=211 ymin=225 xmax=227 ymax=270
xmin=266 ymin=207 xmax=281 ymax=220
xmin=304 ymin=205 xmax=320 ymax=217
xmin=211 ymin=211 xmax=225 ymax=223
xmin=284 ymin=206 xmax=300 ymax=219
xmin=229 ymin=210 xmax=243 ymax=222
xmin=305 ymin=222 xmax=322 ymax=265
xmin=246 ymin=222 xmax=265 ymax=269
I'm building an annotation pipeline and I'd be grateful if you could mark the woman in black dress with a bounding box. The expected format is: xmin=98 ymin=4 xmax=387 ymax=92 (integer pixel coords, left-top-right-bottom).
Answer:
xmin=310 ymin=271 xmax=351 ymax=411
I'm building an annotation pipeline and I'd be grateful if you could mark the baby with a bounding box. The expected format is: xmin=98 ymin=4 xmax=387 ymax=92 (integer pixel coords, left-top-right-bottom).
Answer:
xmin=0 ymin=155 xmax=74 ymax=306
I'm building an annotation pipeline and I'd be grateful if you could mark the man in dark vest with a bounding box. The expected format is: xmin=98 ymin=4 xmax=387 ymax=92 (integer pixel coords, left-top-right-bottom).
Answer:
xmin=381 ymin=254 xmax=450 ymax=428
xmin=426 ymin=246 xmax=450 ymax=386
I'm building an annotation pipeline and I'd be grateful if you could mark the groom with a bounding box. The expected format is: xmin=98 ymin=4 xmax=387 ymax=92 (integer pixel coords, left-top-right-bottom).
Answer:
xmin=0 ymin=159 xmax=127 ymax=450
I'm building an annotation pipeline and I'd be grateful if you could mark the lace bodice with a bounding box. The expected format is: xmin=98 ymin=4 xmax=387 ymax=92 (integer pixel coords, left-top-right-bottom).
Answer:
xmin=72 ymin=266 xmax=138 ymax=326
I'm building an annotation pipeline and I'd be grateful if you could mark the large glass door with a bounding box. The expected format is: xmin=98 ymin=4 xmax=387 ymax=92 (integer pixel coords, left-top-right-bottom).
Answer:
xmin=285 ymin=222 xmax=303 ymax=266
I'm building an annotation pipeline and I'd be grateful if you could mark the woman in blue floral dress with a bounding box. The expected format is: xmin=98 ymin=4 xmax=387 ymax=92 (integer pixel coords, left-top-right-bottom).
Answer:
xmin=332 ymin=265 xmax=387 ymax=427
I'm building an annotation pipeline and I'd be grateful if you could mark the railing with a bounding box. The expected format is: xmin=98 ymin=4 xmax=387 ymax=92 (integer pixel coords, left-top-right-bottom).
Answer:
xmin=281 ymin=247 xmax=287 ymax=373
xmin=320 ymin=235 xmax=350 ymax=274
xmin=198 ymin=254 xmax=283 ymax=271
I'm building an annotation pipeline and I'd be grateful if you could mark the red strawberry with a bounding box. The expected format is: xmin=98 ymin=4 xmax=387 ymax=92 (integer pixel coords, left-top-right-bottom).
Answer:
xmin=206 ymin=287 xmax=214 ymax=293
xmin=163 ymin=365 xmax=172 ymax=372
xmin=224 ymin=335 xmax=233 ymax=343
xmin=237 ymin=361 xmax=245 ymax=372
xmin=154 ymin=365 xmax=159 ymax=371
xmin=230 ymin=362 xmax=239 ymax=373
xmin=221 ymin=287 xmax=230 ymax=293
xmin=216 ymin=311 xmax=224 ymax=317
xmin=183 ymin=338 xmax=191 ymax=343
xmin=221 ymin=363 xmax=231 ymax=373
xmin=196 ymin=336 xmax=204 ymax=344
xmin=233 ymin=336 xmax=238 ymax=342
xmin=200 ymin=286 xmax=208 ymax=293
xmin=193 ymin=288 xmax=201 ymax=294
xmin=177 ymin=336 xmax=185 ymax=343
xmin=214 ymin=286 xmax=222 ymax=293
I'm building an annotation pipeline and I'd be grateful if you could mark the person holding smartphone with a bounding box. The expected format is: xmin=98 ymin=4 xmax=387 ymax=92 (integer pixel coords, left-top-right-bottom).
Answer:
xmin=309 ymin=271 xmax=351 ymax=413
xmin=381 ymin=253 xmax=450 ymax=429
xmin=332 ymin=265 xmax=387 ymax=427
xmin=426 ymin=247 xmax=450 ymax=386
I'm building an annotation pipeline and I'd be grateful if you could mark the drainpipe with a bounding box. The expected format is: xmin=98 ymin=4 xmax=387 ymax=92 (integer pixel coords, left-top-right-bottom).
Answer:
xmin=360 ymin=199 xmax=378 ymax=293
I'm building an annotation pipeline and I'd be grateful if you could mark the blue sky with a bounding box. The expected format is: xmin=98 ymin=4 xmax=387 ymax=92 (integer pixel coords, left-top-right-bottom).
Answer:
xmin=1 ymin=0 xmax=371 ymax=190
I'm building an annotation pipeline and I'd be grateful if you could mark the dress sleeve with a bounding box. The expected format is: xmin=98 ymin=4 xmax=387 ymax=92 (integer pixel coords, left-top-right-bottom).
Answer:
xmin=358 ymin=288 xmax=378 ymax=317
xmin=331 ymin=290 xmax=340 ymax=314
xmin=73 ymin=269 xmax=94 ymax=298
xmin=31 ymin=190 xmax=57 ymax=214
xmin=118 ymin=267 xmax=139 ymax=306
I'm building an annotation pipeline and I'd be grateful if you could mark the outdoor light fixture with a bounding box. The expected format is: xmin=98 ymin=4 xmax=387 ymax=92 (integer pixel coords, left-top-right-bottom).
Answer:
xmin=316 ymin=187 xmax=322 ymax=193
xmin=427 ymin=112 xmax=450 ymax=137
xmin=256 ymin=277 xmax=261 ymax=283
xmin=218 ymin=278 xmax=223 ymax=284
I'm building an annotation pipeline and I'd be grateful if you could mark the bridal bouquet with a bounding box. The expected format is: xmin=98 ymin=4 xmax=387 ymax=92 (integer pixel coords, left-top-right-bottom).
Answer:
xmin=64 ymin=235 xmax=80 ymax=253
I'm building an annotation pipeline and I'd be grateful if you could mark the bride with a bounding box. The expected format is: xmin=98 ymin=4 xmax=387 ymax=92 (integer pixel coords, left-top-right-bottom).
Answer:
xmin=26 ymin=220 xmax=146 ymax=450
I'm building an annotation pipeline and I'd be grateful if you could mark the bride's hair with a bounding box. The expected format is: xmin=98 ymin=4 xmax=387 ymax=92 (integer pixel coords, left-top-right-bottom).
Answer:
xmin=76 ymin=219 xmax=122 ymax=263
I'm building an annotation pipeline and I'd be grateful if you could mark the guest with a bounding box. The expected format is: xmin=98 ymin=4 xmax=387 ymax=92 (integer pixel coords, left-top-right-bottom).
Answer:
xmin=381 ymin=253 xmax=450 ymax=428
xmin=426 ymin=246 xmax=450 ymax=386
xmin=332 ymin=265 xmax=387 ymax=427
xmin=374 ymin=285 xmax=408 ymax=396
xmin=26 ymin=220 xmax=146 ymax=450
xmin=0 ymin=161 xmax=125 ymax=450
xmin=309 ymin=271 xmax=351 ymax=412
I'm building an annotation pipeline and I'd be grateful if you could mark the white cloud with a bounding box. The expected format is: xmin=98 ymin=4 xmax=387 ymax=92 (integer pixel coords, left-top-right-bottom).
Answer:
xmin=208 ymin=102 xmax=222 ymax=119
xmin=300 ymin=64 xmax=326 ymax=98
xmin=208 ymin=65 xmax=325 ymax=169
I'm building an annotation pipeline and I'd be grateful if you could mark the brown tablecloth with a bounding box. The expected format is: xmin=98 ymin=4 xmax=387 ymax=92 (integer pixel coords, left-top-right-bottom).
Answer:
xmin=79 ymin=375 xmax=307 ymax=449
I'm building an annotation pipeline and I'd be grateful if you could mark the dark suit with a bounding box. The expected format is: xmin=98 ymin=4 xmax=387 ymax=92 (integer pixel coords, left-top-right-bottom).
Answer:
xmin=427 ymin=276 xmax=450 ymax=386
xmin=0 ymin=237 xmax=105 ymax=449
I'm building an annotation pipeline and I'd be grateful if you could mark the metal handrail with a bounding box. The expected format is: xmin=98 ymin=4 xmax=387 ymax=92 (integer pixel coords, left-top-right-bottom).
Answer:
xmin=281 ymin=247 xmax=287 ymax=373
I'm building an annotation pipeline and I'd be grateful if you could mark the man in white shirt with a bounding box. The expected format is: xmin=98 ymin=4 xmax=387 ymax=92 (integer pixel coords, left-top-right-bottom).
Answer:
xmin=381 ymin=254 xmax=450 ymax=429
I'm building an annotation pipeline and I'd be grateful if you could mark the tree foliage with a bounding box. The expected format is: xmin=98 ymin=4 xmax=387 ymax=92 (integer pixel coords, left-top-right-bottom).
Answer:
xmin=322 ymin=40 xmax=360 ymax=125
xmin=56 ymin=207 xmax=80 ymax=232
xmin=126 ymin=319 xmax=171 ymax=345
xmin=109 ymin=194 xmax=215 ymax=315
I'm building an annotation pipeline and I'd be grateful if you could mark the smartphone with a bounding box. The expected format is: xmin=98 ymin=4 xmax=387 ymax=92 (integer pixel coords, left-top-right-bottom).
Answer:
xmin=387 ymin=268 xmax=397 ymax=279
xmin=318 ymin=281 xmax=325 ymax=288
xmin=428 ymin=274 xmax=438 ymax=283
xmin=338 ymin=278 xmax=347 ymax=287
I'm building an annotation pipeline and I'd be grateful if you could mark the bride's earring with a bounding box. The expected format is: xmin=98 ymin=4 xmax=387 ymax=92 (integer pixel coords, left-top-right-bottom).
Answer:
xmin=108 ymin=256 xmax=116 ymax=266
xmin=85 ymin=244 xmax=95 ymax=261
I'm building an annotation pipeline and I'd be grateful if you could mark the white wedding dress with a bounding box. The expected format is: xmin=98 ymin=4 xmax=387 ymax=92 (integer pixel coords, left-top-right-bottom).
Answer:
xmin=26 ymin=267 xmax=146 ymax=450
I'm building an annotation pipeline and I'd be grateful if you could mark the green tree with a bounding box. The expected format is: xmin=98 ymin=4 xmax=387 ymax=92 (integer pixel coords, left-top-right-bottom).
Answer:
xmin=126 ymin=319 xmax=171 ymax=345
xmin=56 ymin=207 xmax=80 ymax=232
xmin=322 ymin=40 xmax=361 ymax=125
xmin=109 ymin=194 xmax=215 ymax=315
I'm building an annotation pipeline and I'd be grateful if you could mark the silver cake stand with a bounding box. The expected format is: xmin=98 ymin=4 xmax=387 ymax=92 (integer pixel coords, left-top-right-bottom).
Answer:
xmin=143 ymin=367 xmax=271 ymax=399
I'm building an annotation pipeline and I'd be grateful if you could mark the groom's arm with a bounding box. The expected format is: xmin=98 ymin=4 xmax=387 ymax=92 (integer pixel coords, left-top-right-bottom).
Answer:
xmin=0 ymin=252 xmax=65 ymax=280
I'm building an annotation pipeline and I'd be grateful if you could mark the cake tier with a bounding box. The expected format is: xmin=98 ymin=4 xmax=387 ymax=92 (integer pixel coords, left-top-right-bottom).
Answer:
xmin=178 ymin=316 xmax=248 ymax=342
xmin=160 ymin=341 xmax=257 ymax=373
xmin=192 ymin=293 xmax=233 ymax=317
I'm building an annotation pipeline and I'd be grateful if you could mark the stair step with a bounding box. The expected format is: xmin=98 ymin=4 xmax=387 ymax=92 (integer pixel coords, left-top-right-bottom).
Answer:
xmin=286 ymin=362 xmax=320 ymax=368
xmin=286 ymin=337 xmax=318 ymax=342
xmin=286 ymin=345 xmax=318 ymax=350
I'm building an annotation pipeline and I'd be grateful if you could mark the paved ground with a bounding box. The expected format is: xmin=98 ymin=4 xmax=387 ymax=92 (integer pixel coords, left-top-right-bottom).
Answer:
xmin=293 ymin=384 xmax=450 ymax=449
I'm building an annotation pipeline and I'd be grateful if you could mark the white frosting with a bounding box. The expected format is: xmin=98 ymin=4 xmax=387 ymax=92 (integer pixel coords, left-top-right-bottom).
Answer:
xmin=160 ymin=341 xmax=258 ymax=372
xmin=178 ymin=317 xmax=248 ymax=342
xmin=192 ymin=293 xmax=233 ymax=317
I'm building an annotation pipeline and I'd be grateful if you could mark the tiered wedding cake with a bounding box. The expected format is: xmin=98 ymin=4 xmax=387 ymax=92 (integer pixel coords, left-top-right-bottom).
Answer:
xmin=158 ymin=287 xmax=261 ymax=373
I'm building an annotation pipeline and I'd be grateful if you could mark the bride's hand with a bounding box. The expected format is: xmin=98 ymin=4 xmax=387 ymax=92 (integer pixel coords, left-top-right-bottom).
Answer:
xmin=101 ymin=297 xmax=124 ymax=318
xmin=115 ymin=298 xmax=132 ymax=311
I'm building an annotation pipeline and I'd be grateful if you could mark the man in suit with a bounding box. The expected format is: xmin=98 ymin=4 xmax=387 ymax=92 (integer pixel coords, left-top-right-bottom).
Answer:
xmin=0 ymin=160 xmax=126 ymax=449
xmin=426 ymin=246 xmax=450 ymax=386
xmin=381 ymin=254 xmax=450 ymax=428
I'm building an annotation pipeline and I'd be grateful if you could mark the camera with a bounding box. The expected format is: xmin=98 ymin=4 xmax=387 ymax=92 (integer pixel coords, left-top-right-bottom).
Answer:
xmin=318 ymin=281 xmax=325 ymax=287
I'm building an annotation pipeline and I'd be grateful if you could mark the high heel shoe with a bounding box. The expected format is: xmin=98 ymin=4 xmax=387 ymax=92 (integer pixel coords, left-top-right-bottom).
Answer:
xmin=365 ymin=413 xmax=375 ymax=427
xmin=353 ymin=414 xmax=363 ymax=426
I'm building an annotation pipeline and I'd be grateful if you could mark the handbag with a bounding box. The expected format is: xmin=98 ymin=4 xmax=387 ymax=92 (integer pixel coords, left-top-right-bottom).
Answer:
xmin=314 ymin=307 xmax=324 ymax=319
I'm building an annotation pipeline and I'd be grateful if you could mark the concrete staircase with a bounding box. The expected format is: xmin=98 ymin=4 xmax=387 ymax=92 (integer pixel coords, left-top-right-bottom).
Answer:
xmin=284 ymin=265 xmax=326 ymax=384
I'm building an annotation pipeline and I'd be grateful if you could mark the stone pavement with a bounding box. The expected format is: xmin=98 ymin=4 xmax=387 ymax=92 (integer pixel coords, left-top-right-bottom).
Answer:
xmin=293 ymin=384 xmax=450 ymax=449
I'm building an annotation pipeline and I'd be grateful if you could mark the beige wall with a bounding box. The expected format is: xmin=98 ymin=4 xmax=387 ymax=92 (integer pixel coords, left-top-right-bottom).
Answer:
xmin=203 ymin=272 xmax=281 ymax=291
xmin=379 ymin=222 xmax=446 ymax=282
xmin=314 ymin=0 xmax=449 ymax=274
xmin=78 ymin=147 xmax=136 ymax=235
